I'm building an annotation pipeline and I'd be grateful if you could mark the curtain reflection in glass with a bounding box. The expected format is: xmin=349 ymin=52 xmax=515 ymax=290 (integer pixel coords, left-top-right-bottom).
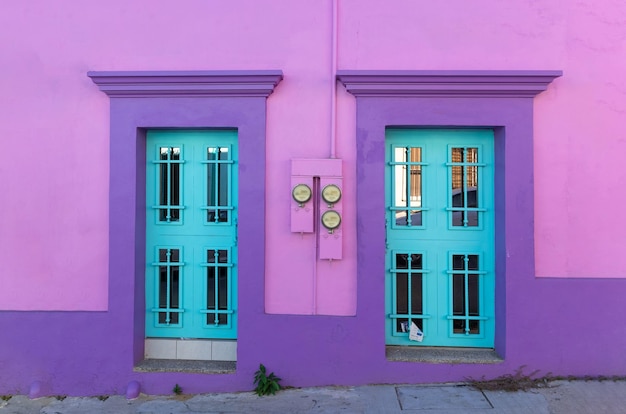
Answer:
xmin=451 ymin=147 xmax=479 ymax=227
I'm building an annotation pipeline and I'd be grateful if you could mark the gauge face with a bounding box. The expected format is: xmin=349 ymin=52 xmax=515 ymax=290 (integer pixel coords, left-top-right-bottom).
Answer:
xmin=292 ymin=184 xmax=312 ymax=204
xmin=321 ymin=210 xmax=341 ymax=230
xmin=321 ymin=184 xmax=342 ymax=204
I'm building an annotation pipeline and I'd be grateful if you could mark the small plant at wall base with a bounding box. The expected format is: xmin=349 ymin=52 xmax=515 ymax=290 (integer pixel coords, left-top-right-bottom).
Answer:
xmin=172 ymin=384 xmax=182 ymax=395
xmin=253 ymin=364 xmax=282 ymax=396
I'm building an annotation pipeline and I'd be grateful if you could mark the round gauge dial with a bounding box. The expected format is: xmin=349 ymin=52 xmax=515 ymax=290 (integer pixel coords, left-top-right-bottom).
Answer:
xmin=321 ymin=184 xmax=342 ymax=204
xmin=292 ymin=184 xmax=312 ymax=204
xmin=321 ymin=210 xmax=341 ymax=230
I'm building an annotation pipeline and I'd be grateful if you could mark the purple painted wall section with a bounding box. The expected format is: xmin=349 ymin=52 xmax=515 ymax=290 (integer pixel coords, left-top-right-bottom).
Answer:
xmin=3 ymin=279 xmax=625 ymax=395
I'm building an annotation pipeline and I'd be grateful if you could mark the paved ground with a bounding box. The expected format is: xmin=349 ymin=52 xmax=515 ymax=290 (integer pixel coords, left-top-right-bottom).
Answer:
xmin=1 ymin=380 xmax=625 ymax=413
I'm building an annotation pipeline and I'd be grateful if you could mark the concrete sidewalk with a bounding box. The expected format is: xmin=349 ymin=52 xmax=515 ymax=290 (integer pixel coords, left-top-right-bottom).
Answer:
xmin=1 ymin=380 xmax=625 ymax=413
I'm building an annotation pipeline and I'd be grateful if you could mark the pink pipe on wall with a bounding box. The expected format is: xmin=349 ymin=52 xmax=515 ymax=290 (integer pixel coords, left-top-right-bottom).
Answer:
xmin=330 ymin=0 xmax=338 ymax=159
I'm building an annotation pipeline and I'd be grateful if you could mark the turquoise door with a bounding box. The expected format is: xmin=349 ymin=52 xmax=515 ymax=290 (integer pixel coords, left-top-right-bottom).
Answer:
xmin=146 ymin=130 xmax=238 ymax=339
xmin=385 ymin=129 xmax=495 ymax=348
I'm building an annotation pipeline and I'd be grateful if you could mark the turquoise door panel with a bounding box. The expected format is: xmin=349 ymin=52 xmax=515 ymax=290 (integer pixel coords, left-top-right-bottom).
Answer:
xmin=385 ymin=129 xmax=494 ymax=348
xmin=146 ymin=130 xmax=238 ymax=339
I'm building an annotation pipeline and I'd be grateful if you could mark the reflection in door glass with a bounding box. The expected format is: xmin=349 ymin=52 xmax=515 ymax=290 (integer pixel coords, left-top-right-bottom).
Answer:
xmin=394 ymin=147 xmax=423 ymax=226
xmin=451 ymin=147 xmax=479 ymax=227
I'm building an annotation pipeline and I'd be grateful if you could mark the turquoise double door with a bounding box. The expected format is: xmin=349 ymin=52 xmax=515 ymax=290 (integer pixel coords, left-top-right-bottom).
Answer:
xmin=385 ymin=129 xmax=495 ymax=348
xmin=145 ymin=130 xmax=238 ymax=339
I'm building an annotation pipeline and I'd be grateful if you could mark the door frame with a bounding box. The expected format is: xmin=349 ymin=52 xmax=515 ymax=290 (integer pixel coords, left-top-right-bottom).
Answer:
xmin=337 ymin=70 xmax=561 ymax=357
xmin=89 ymin=70 xmax=282 ymax=365
xmin=384 ymin=129 xmax=495 ymax=348
xmin=145 ymin=129 xmax=239 ymax=340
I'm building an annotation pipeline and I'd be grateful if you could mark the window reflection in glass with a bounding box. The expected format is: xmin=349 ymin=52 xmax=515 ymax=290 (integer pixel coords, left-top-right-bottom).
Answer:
xmin=451 ymin=147 xmax=479 ymax=227
xmin=394 ymin=147 xmax=423 ymax=226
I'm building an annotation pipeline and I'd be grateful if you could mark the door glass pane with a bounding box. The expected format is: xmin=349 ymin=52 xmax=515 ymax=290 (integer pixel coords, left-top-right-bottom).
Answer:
xmin=394 ymin=253 xmax=423 ymax=332
xmin=394 ymin=147 xmax=422 ymax=226
xmin=396 ymin=253 xmax=409 ymax=270
xmin=410 ymin=272 xmax=423 ymax=315
xmin=451 ymin=147 xmax=479 ymax=227
xmin=385 ymin=130 xmax=494 ymax=347
xmin=157 ymin=248 xmax=180 ymax=325
xmin=396 ymin=272 xmax=408 ymax=315
xmin=452 ymin=254 xmax=480 ymax=334
xmin=466 ymin=148 xmax=479 ymax=228
xmin=158 ymin=147 xmax=181 ymax=222
xmin=147 ymin=131 xmax=239 ymax=340
xmin=452 ymin=273 xmax=465 ymax=318
xmin=207 ymin=147 xmax=230 ymax=223
xmin=206 ymin=249 xmax=229 ymax=325
xmin=468 ymin=274 xmax=479 ymax=328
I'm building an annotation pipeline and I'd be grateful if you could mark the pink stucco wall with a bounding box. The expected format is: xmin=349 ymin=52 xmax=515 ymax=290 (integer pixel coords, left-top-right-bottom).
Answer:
xmin=1 ymin=0 xmax=624 ymax=311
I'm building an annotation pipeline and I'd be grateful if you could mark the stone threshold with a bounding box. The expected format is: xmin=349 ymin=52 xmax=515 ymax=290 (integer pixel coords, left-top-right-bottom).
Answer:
xmin=386 ymin=346 xmax=503 ymax=364
xmin=134 ymin=359 xmax=236 ymax=374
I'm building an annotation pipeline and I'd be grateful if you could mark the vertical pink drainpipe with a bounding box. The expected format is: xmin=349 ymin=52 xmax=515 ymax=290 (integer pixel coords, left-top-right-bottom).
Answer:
xmin=313 ymin=0 xmax=339 ymax=313
xmin=330 ymin=0 xmax=338 ymax=159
